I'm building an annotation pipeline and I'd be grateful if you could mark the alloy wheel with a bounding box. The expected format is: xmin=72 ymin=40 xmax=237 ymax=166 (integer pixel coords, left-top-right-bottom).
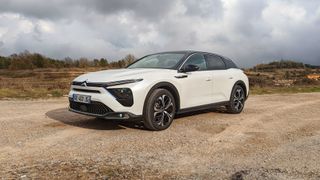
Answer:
xmin=153 ymin=94 xmax=174 ymax=127
xmin=233 ymin=87 xmax=245 ymax=111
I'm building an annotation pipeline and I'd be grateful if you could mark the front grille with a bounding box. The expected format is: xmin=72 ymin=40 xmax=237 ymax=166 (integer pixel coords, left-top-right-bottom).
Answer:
xmin=69 ymin=100 xmax=113 ymax=116
xmin=73 ymin=88 xmax=101 ymax=93
xmin=72 ymin=81 xmax=107 ymax=87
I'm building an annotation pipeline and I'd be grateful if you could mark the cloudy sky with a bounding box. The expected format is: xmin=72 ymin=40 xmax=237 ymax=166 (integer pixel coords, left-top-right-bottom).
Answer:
xmin=0 ymin=0 xmax=319 ymax=67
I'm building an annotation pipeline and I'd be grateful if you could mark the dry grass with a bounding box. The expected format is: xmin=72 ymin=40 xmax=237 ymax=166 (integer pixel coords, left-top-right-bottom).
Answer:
xmin=0 ymin=68 xmax=103 ymax=99
xmin=250 ymin=86 xmax=320 ymax=95
xmin=0 ymin=88 xmax=67 ymax=99
xmin=0 ymin=68 xmax=319 ymax=99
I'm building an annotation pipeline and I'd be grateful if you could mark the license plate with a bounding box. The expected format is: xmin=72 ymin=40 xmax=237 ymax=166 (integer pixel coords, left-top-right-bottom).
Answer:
xmin=73 ymin=94 xmax=91 ymax=104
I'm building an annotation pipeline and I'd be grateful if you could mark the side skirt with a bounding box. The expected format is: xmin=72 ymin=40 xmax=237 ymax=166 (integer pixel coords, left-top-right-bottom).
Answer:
xmin=177 ymin=101 xmax=229 ymax=115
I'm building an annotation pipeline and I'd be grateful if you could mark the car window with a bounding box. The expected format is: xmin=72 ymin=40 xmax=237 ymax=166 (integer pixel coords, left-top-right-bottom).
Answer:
xmin=205 ymin=54 xmax=226 ymax=70
xmin=183 ymin=53 xmax=207 ymax=70
xmin=127 ymin=53 xmax=185 ymax=69
xmin=223 ymin=57 xmax=238 ymax=69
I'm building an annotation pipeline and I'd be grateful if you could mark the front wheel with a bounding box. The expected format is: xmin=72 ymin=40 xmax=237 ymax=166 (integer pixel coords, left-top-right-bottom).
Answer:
xmin=226 ymin=85 xmax=245 ymax=114
xmin=143 ymin=89 xmax=176 ymax=131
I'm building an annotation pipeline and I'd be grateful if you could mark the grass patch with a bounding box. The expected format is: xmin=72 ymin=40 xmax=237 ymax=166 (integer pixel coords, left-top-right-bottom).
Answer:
xmin=0 ymin=70 xmax=36 ymax=78
xmin=50 ymin=90 xmax=65 ymax=97
xmin=0 ymin=88 xmax=67 ymax=99
xmin=250 ymin=86 xmax=320 ymax=95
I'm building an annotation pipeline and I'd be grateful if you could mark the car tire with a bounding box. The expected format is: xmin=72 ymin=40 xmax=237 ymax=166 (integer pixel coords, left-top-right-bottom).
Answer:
xmin=143 ymin=89 xmax=176 ymax=131
xmin=226 ymin=85 xmax=245 ymax=114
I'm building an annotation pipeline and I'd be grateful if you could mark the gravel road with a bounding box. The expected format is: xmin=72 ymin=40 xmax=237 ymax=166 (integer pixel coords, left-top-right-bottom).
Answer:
xmin=1 ymin=93 xmax=320 ymax=179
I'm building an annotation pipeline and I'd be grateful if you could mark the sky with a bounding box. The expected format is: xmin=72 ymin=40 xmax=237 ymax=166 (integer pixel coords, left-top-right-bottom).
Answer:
xmin=0 ymin=0 xmax=319 ymax=67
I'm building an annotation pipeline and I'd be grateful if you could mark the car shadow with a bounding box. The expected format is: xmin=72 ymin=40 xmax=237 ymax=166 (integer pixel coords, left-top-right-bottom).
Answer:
xmin=45 ymin=106 xmax=228 ymax=131
xmin=45 ymin=108 xmax=145 ymax=131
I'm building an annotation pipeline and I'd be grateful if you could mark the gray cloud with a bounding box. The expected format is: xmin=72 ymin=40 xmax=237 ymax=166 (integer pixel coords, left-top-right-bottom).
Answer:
xmin=0 ymin=0 xmax=73 ymax=19
xmin=0 ymin=0 xmax=175 ymax=20
xmin=184 ymin=0 xmax=223 ymax=18
xmin=86 ymin=0 xmax=175 ymax=20
xmin=0 ymin=0 xmax=319 ymax=67
xmin=228 ymin=0 xmax=269 ymax=37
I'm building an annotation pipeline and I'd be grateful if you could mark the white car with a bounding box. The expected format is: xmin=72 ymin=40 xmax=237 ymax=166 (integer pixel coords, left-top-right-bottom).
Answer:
xmin=69 ymin=51 xmax=249 ymax=130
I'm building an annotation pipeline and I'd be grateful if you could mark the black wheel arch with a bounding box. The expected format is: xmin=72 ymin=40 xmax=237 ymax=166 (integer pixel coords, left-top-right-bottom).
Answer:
xmin=231 ymin=80 xmax=248 ymax=101
xmin=143 ymin=82 xmax=180 ymax=114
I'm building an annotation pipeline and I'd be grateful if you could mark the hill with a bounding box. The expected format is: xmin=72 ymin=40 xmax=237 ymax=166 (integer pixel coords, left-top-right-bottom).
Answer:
xmin=245 ymin=60 xmax=320 ymax=94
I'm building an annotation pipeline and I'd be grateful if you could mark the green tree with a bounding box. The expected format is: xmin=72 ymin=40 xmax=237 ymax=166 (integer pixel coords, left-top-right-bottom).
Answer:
xmin=0 ymin=56 xmax=10 ymax=69
xmin=32 ymin=53 xmax=47 ymax=68
xmin=99 ymin=58 xmax=108 ymax=67
xmin=9 ymin=51 xmax=34 ymax=70
xmin=93 ymin=59 xmax=99 ymax=67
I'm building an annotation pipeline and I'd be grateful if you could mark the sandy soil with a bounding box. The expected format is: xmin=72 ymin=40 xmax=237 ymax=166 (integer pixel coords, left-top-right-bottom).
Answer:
xmin=0 ymin=93 xmax=320 ymax=179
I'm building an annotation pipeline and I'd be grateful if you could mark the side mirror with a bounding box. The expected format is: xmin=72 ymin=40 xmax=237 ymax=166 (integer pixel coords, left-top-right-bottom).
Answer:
xmin=181 ymin=64 xmax=200 ymax=72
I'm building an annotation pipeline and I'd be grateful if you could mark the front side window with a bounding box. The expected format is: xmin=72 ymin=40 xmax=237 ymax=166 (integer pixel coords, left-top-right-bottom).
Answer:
xmin=127 ymin=53 xmax=185 ymax=69
xmin=182 ymin=53 xmax=207 ymax=70
xmin=205 ymin=54 xmax=226 ymax=70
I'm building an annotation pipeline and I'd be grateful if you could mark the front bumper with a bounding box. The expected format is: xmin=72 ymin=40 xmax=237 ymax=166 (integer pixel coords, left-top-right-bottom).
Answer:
xmin=69 ymin=99 xmax=141 ymax=120
xmin=68 ymin=83 xmax=146 ymax=119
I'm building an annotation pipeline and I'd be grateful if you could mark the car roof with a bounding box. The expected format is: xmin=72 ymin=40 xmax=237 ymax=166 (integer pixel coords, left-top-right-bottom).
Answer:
xmin=154 ymin=50 xmax=220 ymax=56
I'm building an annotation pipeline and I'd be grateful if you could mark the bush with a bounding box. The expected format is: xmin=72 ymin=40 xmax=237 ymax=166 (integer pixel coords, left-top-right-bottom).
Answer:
xmin=0 ymin=56 xmax=10 ymax=69
xmin=50 ymin=90 xmax=64 ymax=97
xmin=294 ymin=78 xmax=319 ymax=85
xmin=248 ymin=76 xmax=270 ymax=87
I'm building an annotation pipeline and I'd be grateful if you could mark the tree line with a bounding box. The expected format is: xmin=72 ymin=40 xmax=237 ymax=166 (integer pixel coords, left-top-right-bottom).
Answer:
xmin=0 ymin=51 xmax=136 ymax=70
xmin=1 ymin=52 xmax=319 ymax=71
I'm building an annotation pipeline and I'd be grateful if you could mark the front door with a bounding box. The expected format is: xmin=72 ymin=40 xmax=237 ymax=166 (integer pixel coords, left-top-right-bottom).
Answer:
xmin=177 ymin=53 xmax=214 ymax=108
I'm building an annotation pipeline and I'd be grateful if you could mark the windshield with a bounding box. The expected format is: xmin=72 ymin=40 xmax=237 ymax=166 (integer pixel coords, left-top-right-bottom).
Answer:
xmin=127 ymin=53 xmax=185 ymax=69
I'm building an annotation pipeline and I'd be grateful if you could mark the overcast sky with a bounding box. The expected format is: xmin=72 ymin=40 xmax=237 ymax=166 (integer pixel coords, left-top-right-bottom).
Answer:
xmin=0 ymin=0 xmax=319 ymax=67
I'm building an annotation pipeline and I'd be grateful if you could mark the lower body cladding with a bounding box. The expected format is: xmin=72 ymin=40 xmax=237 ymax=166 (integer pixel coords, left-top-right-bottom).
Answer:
xmin=69 ymin=98 xmax=141 ymax=120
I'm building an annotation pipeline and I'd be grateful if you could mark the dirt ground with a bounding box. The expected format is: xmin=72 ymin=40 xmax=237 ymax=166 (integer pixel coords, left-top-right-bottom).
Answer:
xmin=1 ymin=93 xmax=320 ymax=179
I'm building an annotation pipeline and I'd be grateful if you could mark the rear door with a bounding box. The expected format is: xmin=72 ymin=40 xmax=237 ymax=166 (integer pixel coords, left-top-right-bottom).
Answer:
xmin=204 ymin=54 xmax=232 ymax=102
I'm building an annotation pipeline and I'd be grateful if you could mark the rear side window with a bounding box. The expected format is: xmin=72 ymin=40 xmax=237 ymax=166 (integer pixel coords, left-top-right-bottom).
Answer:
xmin=205 ymin=54 xmax=226 ymax=70
xmin=223 ymin=57 xmax=238 ymax=69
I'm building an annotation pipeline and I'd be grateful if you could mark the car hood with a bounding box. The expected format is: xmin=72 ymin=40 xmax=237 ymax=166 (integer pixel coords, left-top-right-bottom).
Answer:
xmin=73 ymin=68 xmax=174 ymax=82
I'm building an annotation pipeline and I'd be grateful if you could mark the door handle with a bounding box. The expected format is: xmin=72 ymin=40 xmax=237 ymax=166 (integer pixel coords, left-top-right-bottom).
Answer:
xmin=206 ymin=77 xmax=212 ymax=81
xmin=175 ymin=75 xmax=188 ymax=79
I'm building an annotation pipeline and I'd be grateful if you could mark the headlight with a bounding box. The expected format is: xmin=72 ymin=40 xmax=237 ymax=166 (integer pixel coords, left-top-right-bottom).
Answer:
xmin=108 ymin=88 xmax=133 ymax=107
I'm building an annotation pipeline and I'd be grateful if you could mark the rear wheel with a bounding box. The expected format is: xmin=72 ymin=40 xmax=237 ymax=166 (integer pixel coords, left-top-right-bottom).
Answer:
xmin=143 ymin=89 xmax=176 ymax=131
xmin=227 ymin=85 xmax=245 ymax=114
